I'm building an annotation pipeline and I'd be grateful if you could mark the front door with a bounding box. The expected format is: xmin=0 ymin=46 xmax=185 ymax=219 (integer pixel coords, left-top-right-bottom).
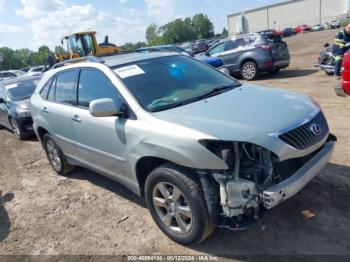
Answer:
xmin=71 ymin=68 xmax=131 ymax=183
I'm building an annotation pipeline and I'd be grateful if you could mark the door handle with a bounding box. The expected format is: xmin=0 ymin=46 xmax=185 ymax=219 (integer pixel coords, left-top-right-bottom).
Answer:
xmin=71 ymin=115 xmax=81 ymax=123
xmin=42 ymin=107 xmax=48 ymax=113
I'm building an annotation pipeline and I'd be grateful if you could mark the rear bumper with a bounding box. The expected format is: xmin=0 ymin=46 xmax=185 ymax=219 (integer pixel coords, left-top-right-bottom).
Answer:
xmin=259 ymin=58 xmax=290 ymax=71
xmin=272 ymin=59 xmax=289 ymax=69
xmin=262 ymin=140 xmax=335 ymax=209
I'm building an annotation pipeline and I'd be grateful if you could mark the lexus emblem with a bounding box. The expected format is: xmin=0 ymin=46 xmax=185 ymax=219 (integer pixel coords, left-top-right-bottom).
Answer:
xmin=310 ymin=123 xmax=321 ymax=136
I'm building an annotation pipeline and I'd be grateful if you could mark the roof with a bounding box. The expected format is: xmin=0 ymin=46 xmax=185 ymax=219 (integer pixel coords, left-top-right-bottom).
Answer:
xmin=0 ymin=76 xmax=41 ymax=86
xmin=102 ymin=52 xmax=177 ymax=67
xmin=63 ymin=31 xmax=96 ymax=39
xmin=227 ymin=0 xmax=303 ymax=18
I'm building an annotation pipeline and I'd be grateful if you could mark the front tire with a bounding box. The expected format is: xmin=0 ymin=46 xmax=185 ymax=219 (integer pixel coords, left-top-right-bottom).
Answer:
xmin=241 ymin=61 xmax=258 ymax=80
xmin=43 ymin=133 xmax=75 ymax=175
xmin=145 ymin=163 xmax=214 ymax=245
xmin=9 ymin=117 xmax=25 ymax=140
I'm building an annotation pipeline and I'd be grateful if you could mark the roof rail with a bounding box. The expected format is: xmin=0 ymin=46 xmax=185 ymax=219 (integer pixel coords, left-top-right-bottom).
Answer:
xmin=52 ymin=56 xmax=105 ymax=69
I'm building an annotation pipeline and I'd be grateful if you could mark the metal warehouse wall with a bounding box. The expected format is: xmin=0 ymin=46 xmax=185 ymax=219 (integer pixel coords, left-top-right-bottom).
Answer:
xmin=227 ymin=0 xmax=349 ymax=35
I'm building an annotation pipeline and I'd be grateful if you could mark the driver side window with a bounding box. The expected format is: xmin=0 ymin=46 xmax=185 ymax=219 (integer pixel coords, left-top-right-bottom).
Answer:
xmin=208 ymin=42 xmax=225 ymax=56
xmin=77 ymin=69 xmax=123 ymax=109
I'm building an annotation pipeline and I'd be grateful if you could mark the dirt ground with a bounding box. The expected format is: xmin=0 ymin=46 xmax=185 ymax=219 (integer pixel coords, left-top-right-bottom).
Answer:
xmin=0 ymin=29 xmax=350 ymax=259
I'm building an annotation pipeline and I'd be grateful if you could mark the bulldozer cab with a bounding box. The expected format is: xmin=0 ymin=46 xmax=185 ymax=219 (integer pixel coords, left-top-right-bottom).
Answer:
xmin=56 ymin=31 xmax=120 ymax=62
xmin=60 ymin=33 xmax=96 ymax=58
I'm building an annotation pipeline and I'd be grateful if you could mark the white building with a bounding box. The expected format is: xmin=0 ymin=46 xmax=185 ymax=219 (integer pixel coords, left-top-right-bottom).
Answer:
xmin=227 ymin=0 xmax=349 ymax=35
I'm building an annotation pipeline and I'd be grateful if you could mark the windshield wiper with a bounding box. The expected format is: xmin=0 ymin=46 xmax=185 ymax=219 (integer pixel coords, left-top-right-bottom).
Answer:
xmin=150 ymin=84 xmax=239 ymax=112
xmin=194 ymin=84 xmax=237 ymax=101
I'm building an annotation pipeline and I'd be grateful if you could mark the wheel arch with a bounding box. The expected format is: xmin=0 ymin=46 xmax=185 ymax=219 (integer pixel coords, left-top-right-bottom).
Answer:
xmin=240 ymin=57 xmax=258 ymax=69
xmin=135 ymin=156 xmax=169 ymax=197
xmin=36 ymin=126 xmax=50 ymax=143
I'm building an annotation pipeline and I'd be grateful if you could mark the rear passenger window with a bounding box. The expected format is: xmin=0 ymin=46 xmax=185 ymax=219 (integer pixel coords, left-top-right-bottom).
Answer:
xmin=208 ymin=42 xmax=225 ymax=56
xmin=55 ymin=70 xmax=77 ymax=104
xmin=40 ymin=78 xmax=53 ymax=99
xmin=78 ymin=69 xmax=123 ymax=108
xmin=225 ymin=40 xmax=237 ymax=50
xmin=225 ymin=38 xmax=246 ymax=51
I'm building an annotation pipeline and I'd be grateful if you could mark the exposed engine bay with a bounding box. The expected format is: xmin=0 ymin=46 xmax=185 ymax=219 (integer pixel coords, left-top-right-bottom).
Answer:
xmin=198 ymin=138 xmax=335 ymax=229
xmin=211 ymin=142 xmax=277 ymax=219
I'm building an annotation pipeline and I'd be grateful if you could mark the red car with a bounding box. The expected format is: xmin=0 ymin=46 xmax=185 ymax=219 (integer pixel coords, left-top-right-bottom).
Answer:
xmin=335 ymin=52 xmax=350 ymax=97
xmin=294 ymin=24 xmax=312 ymax=34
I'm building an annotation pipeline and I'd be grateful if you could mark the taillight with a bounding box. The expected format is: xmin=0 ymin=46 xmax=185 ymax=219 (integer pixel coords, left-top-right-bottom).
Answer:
xmin=255 ymin=44 xmax=271 ymax=51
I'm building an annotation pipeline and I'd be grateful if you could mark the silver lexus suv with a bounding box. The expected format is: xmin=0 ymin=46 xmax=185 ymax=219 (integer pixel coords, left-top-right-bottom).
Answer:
xmin=31 ymin=53 xmax=336 ymax=245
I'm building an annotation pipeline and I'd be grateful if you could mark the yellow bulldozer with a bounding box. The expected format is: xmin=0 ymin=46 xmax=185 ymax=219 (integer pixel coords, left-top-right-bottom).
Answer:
xmin=57 ymin=31 xmax=121 ymax=61
xmin=44 ymin=31 xmax=122 ymax=70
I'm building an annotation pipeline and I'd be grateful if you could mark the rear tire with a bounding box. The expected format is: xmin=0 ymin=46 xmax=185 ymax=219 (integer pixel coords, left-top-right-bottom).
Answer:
xmin=145 ymin=163 xmax=214 ymax=245
xmin=241 ymin=61 xmax=258 ymax=80
xmin=43 ymin=133 xmax=75 ymax=175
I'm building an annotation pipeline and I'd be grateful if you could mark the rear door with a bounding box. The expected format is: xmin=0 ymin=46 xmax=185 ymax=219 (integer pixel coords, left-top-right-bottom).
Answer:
xmin=43 ymin=69 xmax=78 ymax=155
xmin=70 ymin=68 xmax=131 ymax=182
xmin=263 ymin=34 xmax=290 ymax=65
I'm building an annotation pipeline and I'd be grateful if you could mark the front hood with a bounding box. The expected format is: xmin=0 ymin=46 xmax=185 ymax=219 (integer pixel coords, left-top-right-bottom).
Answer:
xmin=153 ymin=84 xmax=320 ymax=144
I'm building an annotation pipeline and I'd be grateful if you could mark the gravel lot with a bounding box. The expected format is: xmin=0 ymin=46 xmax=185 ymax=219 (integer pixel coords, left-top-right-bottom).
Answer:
xmin=0 ymin=29 xmax=349 ymax=259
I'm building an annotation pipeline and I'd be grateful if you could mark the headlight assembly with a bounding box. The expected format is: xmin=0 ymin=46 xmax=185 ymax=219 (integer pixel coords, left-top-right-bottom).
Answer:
xmin=16 ymin=104 xmax=31 ymax=117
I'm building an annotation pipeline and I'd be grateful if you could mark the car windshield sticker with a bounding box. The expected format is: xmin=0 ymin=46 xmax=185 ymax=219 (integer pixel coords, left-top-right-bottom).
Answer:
xmin=114 ymin=65 xmax=145 ymax=79
xmin=5 ymin=83 xmax=18 ymax=89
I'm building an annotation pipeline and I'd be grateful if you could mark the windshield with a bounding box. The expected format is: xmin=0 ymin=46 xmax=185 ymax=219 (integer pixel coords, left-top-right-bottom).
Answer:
xmin=68 ymin=36 xmax=86 ymax=57
xmin=113 ymin=55 xmax=240 ymax=112
xmin=5 ymin=80 xmax=38 ymax=101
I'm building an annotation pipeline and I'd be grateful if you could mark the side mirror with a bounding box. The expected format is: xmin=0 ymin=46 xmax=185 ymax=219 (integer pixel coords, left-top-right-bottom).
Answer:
xmin=324 ymin=43 xmax=330 ymax=48
xmin=0 ymin=98 xmax=4 ymax=104
xmin=89 ymin=98 xmax=121 ymax=117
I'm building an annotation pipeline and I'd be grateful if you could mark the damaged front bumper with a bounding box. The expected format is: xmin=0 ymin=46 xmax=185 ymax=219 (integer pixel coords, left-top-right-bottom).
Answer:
xmin=262 ymin=140 xmax=335 ymax=209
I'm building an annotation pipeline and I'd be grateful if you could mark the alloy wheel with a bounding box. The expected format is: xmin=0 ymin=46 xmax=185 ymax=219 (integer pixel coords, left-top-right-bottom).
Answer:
xmin=243 ymin=64 xmax=256 ymax=79
xmin=46 ymin=140 xmax=62 ymax=171
xmin=152 ymin=182 xmax=193 ymax=234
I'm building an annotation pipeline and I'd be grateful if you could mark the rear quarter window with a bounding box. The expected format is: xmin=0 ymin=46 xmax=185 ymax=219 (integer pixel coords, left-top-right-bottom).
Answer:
xmin=40 ymin=78 xmax=53 ymax=99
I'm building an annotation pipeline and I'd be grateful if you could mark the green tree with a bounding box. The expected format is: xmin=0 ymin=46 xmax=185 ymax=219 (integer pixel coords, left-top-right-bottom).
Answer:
xmin=160 ymin=18 xmax=196 ymax=44
xmin=192 ymin=14 xmax=214 ymax=39
xmin=221 ymin=27 xmax=228 ymax=38
xmin=146 ymin=23 xmax=160 ymax=45
xmin=0 ymin=47 xmax=25 ymax=70
xmin=121 ymin=42 xmax=136 ymax=51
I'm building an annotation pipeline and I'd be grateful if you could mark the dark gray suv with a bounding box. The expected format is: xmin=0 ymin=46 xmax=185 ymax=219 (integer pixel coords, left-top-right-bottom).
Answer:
xmin=205 ymin=33 xmax=290 ymax=80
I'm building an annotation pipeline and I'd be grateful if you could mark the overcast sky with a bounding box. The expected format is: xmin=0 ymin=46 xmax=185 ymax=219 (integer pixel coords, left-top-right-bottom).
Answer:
xmin=0 ymin=0 xmax=324 ymax=50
